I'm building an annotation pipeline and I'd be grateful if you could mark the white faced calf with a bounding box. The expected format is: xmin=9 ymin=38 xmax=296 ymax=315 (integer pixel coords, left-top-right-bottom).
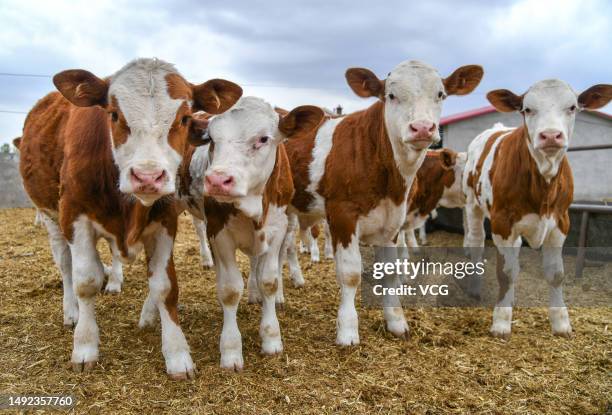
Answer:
xmin=463 ymin=80 xmax=612 ymax=338
xmin=191 ymin=97 xmax=323 ymax=370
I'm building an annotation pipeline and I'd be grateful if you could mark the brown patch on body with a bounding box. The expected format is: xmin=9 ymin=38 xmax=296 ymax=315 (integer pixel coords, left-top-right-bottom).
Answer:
xmin=221 ymin=287 xmax=241 ymax=306
xmin=107 ymin=96 xmax=130 ymax=147
xmin=343 ymin=273 xmax=361 ymax=288
xmin=408 ymin=149 xmax=458 ymax=216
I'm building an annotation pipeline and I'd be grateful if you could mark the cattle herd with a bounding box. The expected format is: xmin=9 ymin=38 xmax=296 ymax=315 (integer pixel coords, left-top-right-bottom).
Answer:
xmin=13 ymin=57 xmax=611 ymax=379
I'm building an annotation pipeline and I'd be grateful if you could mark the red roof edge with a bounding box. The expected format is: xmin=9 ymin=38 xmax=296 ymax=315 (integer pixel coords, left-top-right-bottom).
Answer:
xmin=440 ymin=106 xmax=612 ymax=126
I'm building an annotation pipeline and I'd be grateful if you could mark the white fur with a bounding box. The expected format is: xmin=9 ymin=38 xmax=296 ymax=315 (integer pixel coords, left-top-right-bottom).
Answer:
xmin=108 ymin=58 xmax=188 ymax=205
xmin=306 ymin=117 xmax=343 ymax=214
xmin=191 ymin=216 xmax=214 ymax=268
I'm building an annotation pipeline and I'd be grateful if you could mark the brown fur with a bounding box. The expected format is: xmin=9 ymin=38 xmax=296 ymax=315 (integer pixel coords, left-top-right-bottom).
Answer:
xmin=408 ymin=150 xmax=457 ymax=216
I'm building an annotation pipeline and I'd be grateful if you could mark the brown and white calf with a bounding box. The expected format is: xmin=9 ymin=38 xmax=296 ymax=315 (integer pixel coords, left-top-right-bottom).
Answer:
xmin=463 ymin=80 xmax=612 ymax=339
xmin=178 ymin=97 xmax=323 ymax=370
xmin=19 ymin=58 xmax=241 ymax=378
xmin=285 ymin=60 xmax=483 ymax=345
xmin=398 ymin=148 xmax=467 ymax=248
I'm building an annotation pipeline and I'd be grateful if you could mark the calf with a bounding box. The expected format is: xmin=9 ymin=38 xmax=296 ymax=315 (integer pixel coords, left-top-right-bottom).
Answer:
xmin=398 ymin=148 xmax=467 ymax=248
xmin=285 ymin=60 xmax=483 ymax=345
xmin=463 ymin=80 xmax=612 ymax=338
xmin=178 ymin=97 xmax=323 ymax=370
xmin=19 ymin=58 xmax=242 ymax=378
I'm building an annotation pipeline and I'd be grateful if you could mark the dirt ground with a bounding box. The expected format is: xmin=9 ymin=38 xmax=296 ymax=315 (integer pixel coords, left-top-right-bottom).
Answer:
xmin=0 ymin=207 xmax=610 ymax=414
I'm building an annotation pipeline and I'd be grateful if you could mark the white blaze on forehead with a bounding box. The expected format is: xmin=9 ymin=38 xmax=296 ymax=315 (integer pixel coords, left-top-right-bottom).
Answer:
xmin=385 ymin=60 xmax=444 ymax=97
xmin=208 ymin=97 xmax=279 ymax=143
xmin=523 ymin=79 xmax=577 ymax=113
xmin=108 ymin=58 xmax=187 ymax=139
xmin=206 ymin=96 xmax=282 ymax=211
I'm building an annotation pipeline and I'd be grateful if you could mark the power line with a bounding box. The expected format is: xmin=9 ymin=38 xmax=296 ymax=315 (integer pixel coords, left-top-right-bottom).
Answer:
xmin=0 ymin=72 xmax=51 ymax=78
xmin=0 ymin=110 xmax=28 ymax=114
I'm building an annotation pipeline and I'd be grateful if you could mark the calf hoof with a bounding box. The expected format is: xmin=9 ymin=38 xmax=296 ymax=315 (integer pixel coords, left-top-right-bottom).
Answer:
xmin=490 ymin=328 xmax=511 ymax=341
xmin=72 ymin=360 xmax=97 ymax=373
xmin=275 ymin=302 xmax=285 ymax=311
xmin=247 ymin=293 xmax=262 ymax=305
xmin=104 ymin=282 xmax=122 ymax=294
xmin=201 ymin=260 xmax=214 ymax=269
xmin=387 ymin=321 xmax=410 ymax=341
xmin=261 ymin=338 xmax=283 ymax=356
xmin=336 ymin=330 xmax=360 ymax=347
xmin=63 ymin=315 xmax=78 ymax=329
xmin=166 ymin=352 xmax=196 ymax=380
xmin=290 ymin=274 xmax=305 ymax=288
xmin=552 ymin=328 xmax=573 ymax=339
xmin=138 ymin=315 xmax=158 ymax=330
xmin=220 ymin=353 xmax=244 ymax=372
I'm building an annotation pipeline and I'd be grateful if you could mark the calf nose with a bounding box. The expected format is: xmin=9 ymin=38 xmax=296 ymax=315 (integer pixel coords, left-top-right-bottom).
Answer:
xmin=205 ymin=172 xmax=235 ymax=194
xmin=130 ymin=168 xmax=166 ymax=192
xmin=539 ymin=130 xmax=564 ymax=146
xmin=409 ymin=121 xmax=436 ymax=139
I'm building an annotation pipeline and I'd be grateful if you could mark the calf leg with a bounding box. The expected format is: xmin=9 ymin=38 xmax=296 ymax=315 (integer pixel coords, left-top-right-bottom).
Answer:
xmin=247 ymin=255 xmax=262 ymax=304
xmin=490 ymin=234 xmax=522 ymax=339
xmin=418 ymin=223 xmax=427 ymax=245
xmin=464 ymin=202 xmax=486 ymax=262
xmin=41 ymin=214 xmax=77 ymax=328
xmin=381 ymin=245 xmax=410 ymax=339
xmin=308 ymin=227 xmax=320 ymax=263
xmin=542 ymin=228 xmax=572 ymax=337
xmin=323 ymin=221 xmax=333 ymax=259
xmin=285 ymin=213 xmax=305 ymax=288
xmin=256 ymin=216 xmax=287 ymax=355
xmin=103 ymin=245 xmax=124 ymax=294
xmin=70 ymin=216 xmax=104 ymax=372
xmin=192 ymin=216 xmax=214 ymax=268
xmin=144 ymin=227 xmax=195 ymax=379
xmin=211 ymin=231 xmax=244 ymax=370
xmin=334 ymin=232 xmax=362 ymax=346
xmin=396 ymin=229 xmax=407 ymax=248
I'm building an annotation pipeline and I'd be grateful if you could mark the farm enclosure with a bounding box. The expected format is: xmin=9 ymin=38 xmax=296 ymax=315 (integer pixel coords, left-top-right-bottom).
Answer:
xmin=0 ymin=208 xmax=610 ymax=414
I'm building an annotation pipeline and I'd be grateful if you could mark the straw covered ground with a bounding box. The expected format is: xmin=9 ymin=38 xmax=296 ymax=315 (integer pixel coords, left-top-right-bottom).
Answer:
xmin=0 ymin=207 xmax=610 ymax=414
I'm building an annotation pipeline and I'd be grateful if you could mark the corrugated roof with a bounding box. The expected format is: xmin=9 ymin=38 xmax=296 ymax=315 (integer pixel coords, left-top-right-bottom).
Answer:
xmin=440 ymin=105 xmax=612 ymax=126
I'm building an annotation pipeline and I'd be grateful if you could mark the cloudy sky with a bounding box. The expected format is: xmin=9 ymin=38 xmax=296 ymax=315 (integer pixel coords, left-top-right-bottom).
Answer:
xmin=1 ymin=0 xmax=610 ymax=146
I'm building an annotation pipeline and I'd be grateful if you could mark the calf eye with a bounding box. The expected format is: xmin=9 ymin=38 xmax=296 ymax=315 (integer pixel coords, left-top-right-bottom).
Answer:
xmin=110 ymin=111 xmax=119 ymax=122
xmin=569 ymin=105 xmax=577 ymax=112
xmin=523 ymin=107 xmax=532 ymax=114
xmin=181 ymin=115 xmax=191 ymax=126
xmin=259 ymin=136 xmax=269 ymax=144
xmin=438 ymin=91 xmax=445 ymax=99
xmin=388 ymin=93 xmax=396 ymax=100
xmin=202 ymin=131 xmax=213 ymax=145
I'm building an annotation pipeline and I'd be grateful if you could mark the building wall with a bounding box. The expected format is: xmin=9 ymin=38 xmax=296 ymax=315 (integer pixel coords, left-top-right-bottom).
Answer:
xmin=442 ymin=112 xmax=612 ymax=202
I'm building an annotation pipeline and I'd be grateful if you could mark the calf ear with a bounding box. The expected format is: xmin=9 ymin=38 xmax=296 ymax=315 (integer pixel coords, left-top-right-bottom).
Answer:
xmin=487 ymin=89 xmax=523 ymax=112
xmin=188 ymin=117 xmax=211 ymax=147
xmin=279 ymin=105 xmax=325 ymax=138
xmin=53 ymin=70 xmax=108 ymax=107
xmin=439 ymin=148 xmax=457 ymax=170
xmin=578 ymin=84 xmax=612 ymax=110
xmin=345 ymin=68 xmax=385 ymax=99
xmin=192 ymin=79 xmax=242 ymax=114
xmin=444 ymin=65 xmax=483 ymax=96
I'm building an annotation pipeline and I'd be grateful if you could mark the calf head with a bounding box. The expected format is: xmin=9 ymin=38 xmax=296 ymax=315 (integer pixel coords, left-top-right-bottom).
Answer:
xmin=487 ymin=80 xmax=612 ymax=180
xmin=196 ymin=97 xmax=323 ymax=214
xmin=53 ymin=58 xmax=242 ymax=206
xmin=345 ymin=61 xmax=483 ymax=173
